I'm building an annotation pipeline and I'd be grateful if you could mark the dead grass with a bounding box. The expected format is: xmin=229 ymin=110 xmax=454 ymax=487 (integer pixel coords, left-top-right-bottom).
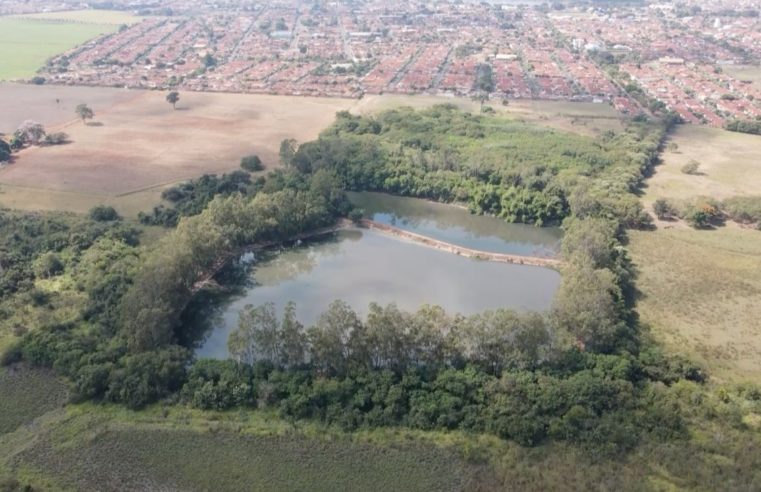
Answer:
xmin=0 ymin=85 xmax=354 ymax=215
xmin=644 ymin=125 xmax=761 ymax=206
xmin=628 ymin=227 xmax=761 ymax=383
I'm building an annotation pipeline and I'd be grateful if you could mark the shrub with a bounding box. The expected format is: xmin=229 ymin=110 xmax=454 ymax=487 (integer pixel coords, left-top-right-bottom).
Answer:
xmin=88 ymin=205 xmax=120 ymax=222
xmin=33 ymin=252 xmax=64 ymax=278
xmin=722 ymin=196 xmax=761 ymax=224
xmin=43 ymin=132 xmax=68 ymax=145
xmin=681 ymin=160 xmax=700 ymax=175
xmin=684 ymin=202 xmax=721 ymax=228
xmin=241 ymin=155 xmax=264 ymax=172
xmin=348 ymin=208 xmax=364 ymax=223
xmin=653 ymin=198 xmax=677 ymax=220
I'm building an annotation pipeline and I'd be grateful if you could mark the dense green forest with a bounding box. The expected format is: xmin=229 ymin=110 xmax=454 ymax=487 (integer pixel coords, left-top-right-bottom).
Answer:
xmin=289 ymin=106 xmax=666 ymax=227
xmin=2 ymin=107 xmax=760 ymax=487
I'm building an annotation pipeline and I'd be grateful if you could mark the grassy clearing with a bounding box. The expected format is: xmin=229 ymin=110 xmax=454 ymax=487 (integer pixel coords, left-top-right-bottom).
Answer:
xmin=0 ymin=19 xmax=119 ymax=81
xmin=0 ymin=366 xmax=67 ymax=436
xmin=10 ymin=10 xmax=139 ymax=26
xmin=646 ymin=126 xmax=761 ymax=206
xmin=4 ymin=405 xmax=493 ymax=492
xmin=722 ymin=64 xmax=761 ymax=86
xmin=628 ymin=227 xmax=761 ymax=382
xmin=3 ymin=400 xmax=761 ymax=491
xmin=356 ymin=95 xmax=623 ymax=137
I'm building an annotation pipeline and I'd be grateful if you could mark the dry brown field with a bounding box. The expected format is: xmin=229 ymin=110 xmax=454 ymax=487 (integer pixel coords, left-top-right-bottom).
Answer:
xmin=630 ymin=125 xmax=761 ymax=383
xmin=0 ymin=84 xmax=354 ymax=216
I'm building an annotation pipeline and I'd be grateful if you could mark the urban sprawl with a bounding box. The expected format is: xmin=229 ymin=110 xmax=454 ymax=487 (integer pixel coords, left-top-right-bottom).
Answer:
xmin=7 ymin=0 xmax=761 ymax=126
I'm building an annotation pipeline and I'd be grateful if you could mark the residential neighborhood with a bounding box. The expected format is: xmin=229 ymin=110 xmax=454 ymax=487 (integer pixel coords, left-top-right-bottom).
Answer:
xmin=11 ymin=0 xmax=761 ymax=125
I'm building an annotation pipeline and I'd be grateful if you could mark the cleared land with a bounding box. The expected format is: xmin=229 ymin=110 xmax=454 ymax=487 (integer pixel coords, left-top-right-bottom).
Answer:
xmin=0 ymin=85 xmax=354 ymax=216
xmin=644 ymin=125 xmax=761 ymax=207
xmin=632 ymin=125 xmax=761 ymax=382
xmin=0 ymin=17 xmax=123 ymax=81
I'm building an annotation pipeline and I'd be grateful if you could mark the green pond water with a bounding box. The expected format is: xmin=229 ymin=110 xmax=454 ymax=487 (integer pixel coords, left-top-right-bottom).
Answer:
xmin=193 ymin=195 xmax=562 ymax=359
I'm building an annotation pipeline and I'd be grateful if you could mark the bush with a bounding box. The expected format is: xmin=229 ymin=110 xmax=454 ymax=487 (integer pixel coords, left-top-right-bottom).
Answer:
xmin=684 ymin=202 xmax=721 ymax=228
xmin=33 ymin=252 xmax=64 ymax=278
xmin=653 ymin=198 xmax=677 ymax=220
xmin=89 ymin=205 xmax=120 ymax=222
xmin=43 ymin=132 xmax=68 ymax=145
xmin=241 ymin=154 xmax=264 ymax=172
xmin=681 ymin=160 xmax=700 ymax=175
xmin=722 ymin=196 xmax=761 ymax=224
xmin=348 ymin=208 xmax=364 ymax=223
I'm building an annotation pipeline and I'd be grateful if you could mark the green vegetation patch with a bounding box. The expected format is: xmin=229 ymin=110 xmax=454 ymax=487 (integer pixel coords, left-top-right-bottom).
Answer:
xmin=13 ymin=422 xmax=484 ymax=491
xmin=0 ymin=366 xmax=67 ymax=435
xmin=0 ymin=18 xmax=118 ymax=80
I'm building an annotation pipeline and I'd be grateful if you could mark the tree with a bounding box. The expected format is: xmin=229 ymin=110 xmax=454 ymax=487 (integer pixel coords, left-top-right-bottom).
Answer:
xmin=34 ymin=252 xmax=64 ymax=278
xmin=15 ymin=120 xmax=46 ymax=145
xmin=0 ymin=139 xmax=10 ymax=162
xmin=653 ymin=198 xmax=677 ymax=220
xmin=75 ymin=104 xmax=94 ymax=124
xmin=166 ymin=91 xmax=180 ymax=110
xmin=89 ymin=205 xmax=121 ymax=222
xmin=202 ymin=53 xmax=217 ymax=68
xmin=279 ymin=138 xmax=298 ymax=167
xmin=240 ymin=154 xmax=263 ymax=172
xmin=228 ymin=303 xmax=281 ymax=365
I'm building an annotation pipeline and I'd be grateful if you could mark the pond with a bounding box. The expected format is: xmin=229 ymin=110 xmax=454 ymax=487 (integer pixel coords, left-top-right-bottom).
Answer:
xmin=193 ymin=202 xmax=563 ymax=359
xmin=347 ymin=191 xmax=562 ymax=257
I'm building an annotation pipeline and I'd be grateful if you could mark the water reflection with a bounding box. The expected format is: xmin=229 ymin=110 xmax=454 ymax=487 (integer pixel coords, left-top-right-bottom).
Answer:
xmin=192 ymin=228 xmax=561 ymax=359
xmin=348 ymin=191 xmax=561 ymax=257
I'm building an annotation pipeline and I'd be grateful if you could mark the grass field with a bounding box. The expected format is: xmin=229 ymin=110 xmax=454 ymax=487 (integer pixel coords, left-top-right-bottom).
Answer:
xmin=645 ymin=125 xmax=761 ymax=207
xmin=0 ymin=366 xmax=67 ymax=436
xmin=10 ymin=10 xmax=140 ymax=26
xmin=0 ymin=86 xmax=354 ymax=217
xmin=722 ymin=64 xmax=761 ymax=86
xmin=0 ymin=404 xmax=495 ymax=492
xmin=632 ymin=124 xmax=761 ymax=382
xmin=0 ymin=17 xmax=123 ymax=81
xmin=628 ymin=227 xmax=761 ymax=383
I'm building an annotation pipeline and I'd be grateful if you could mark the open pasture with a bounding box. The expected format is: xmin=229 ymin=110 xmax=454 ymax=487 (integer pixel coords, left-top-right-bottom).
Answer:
xmin=644 ymin=125 xmax=761 ymax=206
xmin=0 ymin=85 xmax=354 ymax=216
xmin=628 ymin=225 xmax=761 ymax=383
xmin=0 ymin=17 xmax=121 ymax=81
